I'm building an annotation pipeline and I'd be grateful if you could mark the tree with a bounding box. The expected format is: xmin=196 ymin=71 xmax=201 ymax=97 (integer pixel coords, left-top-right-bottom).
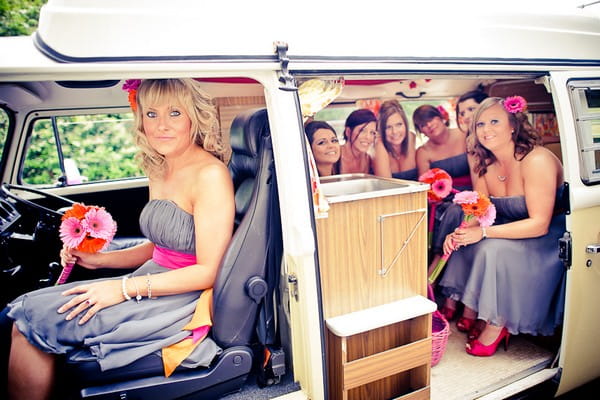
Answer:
xmin=0 ymin=0 xmax=46 ymax=36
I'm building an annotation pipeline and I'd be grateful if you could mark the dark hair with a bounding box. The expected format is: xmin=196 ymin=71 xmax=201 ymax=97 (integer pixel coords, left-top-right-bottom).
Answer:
xmin=305 ymin=120 xmax=337 ymax=144
xmin=377 ymin=100 xmax=410 ymax=157
xmin=471 ymin=97 xmax=541 ymax=177
xmin=344 ymin=109 xmax=377 ymax=142
xmin=456 ymin=87 xmax=489 ymax=124
xmin=304 ymin=120 xmax=340 ymax=175
xmin=412 ymin=105 xmax=448 ymax=133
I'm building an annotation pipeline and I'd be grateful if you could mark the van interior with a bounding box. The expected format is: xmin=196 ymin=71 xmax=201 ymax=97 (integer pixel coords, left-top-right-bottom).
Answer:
xmin=0 ymin=73 xmax=563 ymax=400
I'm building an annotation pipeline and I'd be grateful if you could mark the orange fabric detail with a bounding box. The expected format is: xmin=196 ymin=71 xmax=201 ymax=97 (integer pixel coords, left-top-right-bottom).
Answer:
xmin=162 ymin=288 xmax=213 ymax=377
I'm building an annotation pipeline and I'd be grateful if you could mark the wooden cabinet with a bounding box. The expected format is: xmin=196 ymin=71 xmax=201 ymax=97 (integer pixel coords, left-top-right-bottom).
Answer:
xmin=316 ymin=176 xmax=434 ymax=400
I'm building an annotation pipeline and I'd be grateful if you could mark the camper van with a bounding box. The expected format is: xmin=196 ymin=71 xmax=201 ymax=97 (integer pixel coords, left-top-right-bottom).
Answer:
xmin=1 ymin=1 xmax=599 ymax=399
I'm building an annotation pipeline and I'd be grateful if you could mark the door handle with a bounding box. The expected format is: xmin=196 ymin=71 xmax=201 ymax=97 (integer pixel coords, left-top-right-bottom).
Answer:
xmin=586 ymin=245 xmax=600 ymax=254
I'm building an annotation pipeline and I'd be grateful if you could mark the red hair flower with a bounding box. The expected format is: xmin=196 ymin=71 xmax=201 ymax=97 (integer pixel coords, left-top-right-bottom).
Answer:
xmin=437 ymin=105 xmax=449 ymax=121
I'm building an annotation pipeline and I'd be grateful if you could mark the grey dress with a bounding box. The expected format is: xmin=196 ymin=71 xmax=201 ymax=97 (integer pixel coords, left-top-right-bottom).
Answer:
xmin=7 ymin=199 xmax=221 ymax=371
xmin=439 ymin=191 xmax=566 ymax=336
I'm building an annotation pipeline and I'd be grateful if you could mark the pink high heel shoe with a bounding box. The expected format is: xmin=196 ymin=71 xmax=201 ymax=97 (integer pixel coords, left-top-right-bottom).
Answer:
xmin=465 ymin=327 xmax=510 ymax=357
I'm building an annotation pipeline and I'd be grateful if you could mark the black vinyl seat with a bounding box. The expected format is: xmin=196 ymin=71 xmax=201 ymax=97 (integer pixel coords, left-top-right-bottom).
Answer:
xmin=63 ymin=108 xmax=281 ymax=399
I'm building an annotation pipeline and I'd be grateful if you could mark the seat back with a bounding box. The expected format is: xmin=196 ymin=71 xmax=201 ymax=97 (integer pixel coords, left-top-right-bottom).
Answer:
xmin=212 ymin=108 xmax=280 ymax=347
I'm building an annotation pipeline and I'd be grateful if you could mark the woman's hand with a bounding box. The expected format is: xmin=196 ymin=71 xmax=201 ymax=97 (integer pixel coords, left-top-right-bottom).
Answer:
xmin=57 ymin=279 xmax=124 ymax=325
xmin=443 ymin=233 xmax=459 ymax=255
xmin=448 ymin=225 xmax=485 ymax=250
xmin=60 ymin=245 xmax=104 ymax=270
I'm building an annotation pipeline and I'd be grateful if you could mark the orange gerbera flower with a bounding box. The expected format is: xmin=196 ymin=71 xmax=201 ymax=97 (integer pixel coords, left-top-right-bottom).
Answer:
xmin=62 ymin=203 xmax=89 ymax=220
xmin=128 ymin=90 xmax=137 ymax=112
xmin=78 ymin=236 xmax=107 ymax=253
xmin=460 ymin=195 xmax=491 ymax=217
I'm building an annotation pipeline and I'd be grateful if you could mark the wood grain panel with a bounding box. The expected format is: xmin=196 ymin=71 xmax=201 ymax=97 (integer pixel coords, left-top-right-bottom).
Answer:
xmin=316 ymin=191 xmax=427 ymax=319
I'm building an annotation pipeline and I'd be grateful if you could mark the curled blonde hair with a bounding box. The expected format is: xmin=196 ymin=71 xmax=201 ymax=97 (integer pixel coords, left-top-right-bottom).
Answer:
xmin=133 ymin=78 xmax=229 ymax=178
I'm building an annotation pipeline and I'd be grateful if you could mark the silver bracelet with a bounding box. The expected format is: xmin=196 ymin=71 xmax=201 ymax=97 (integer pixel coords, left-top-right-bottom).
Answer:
xmin=131 ymin=276 xmax=142 ymax=303
xmin=146 ymin=273 xmax=154 ymax=299
xmin=121 ymin=276 xmax=132 ymax=301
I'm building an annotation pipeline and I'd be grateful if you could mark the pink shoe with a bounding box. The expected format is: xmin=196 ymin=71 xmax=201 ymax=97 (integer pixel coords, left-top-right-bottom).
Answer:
xmin=465 ymin=327 xmax=510 ymax=357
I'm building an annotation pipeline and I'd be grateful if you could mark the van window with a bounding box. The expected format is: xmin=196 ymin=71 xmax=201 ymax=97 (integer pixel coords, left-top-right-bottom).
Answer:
xmin=570 ymin=80 xmax=600 ymax=185
xmin=22 ymin=112 xmax=144 ymax=186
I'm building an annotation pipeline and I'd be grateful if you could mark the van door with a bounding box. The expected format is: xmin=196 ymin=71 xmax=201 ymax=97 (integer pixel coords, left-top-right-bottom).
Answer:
xmin=549 ymin=71 xmax=600 ymax=396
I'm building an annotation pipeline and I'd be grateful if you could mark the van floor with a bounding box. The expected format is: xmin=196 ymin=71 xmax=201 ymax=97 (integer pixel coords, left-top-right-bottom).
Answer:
xmin=431 ymin=322 xmax=556 ymax=400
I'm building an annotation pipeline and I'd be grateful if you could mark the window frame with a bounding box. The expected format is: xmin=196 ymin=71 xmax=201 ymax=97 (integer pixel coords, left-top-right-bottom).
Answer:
xmin=569 ymin=79 xmax=600 ymax=185
xmin=19 ymin=107 xmax=144 ymax=188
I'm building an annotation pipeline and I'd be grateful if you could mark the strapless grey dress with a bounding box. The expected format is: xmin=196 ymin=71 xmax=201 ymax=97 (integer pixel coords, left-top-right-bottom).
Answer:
xmin=439 ymin=194 xmax=566 ymax=335
xmin=7 ymin=199 xmax=221 ymax=371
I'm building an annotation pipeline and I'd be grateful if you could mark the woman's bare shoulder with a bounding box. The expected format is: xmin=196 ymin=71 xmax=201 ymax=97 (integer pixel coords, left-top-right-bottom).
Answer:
xmin=522 ymin=146 xmax=561 ymax=167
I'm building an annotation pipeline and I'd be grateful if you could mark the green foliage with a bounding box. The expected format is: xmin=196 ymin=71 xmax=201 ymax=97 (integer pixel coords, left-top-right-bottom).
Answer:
xmin=0 ymin=0 xmax=46 ymax=36
xmin=23 ymin=113 xmax=145 ymax=186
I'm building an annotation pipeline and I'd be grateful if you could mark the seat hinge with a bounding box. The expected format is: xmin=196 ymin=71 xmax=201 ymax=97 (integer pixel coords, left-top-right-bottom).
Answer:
xmin=273 ymin=41 xmax=297 ymax=92
xmin=558 ymin=231 xmax=572 ymax=270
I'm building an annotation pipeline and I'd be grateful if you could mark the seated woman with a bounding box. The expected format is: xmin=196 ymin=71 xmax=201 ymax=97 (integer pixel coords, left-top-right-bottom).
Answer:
xmin=376 ymin=99 xmax=417 ymax=180
xmin=305 ymin=120 xmax=341 ymax=176
xmin=4 ymin=79 xmax=235 ymax=399
xmin=339 ymin=109 xmax=391 ymax=177
xmin=414 ymin=104 xmax=470 ymax=189
xmin=438 ymin=96 xmax=565 ymax=357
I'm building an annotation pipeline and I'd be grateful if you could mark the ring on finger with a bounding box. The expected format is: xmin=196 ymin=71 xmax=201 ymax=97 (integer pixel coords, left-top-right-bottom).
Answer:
xmin=85 ymin=299 xmax=92 ymax=306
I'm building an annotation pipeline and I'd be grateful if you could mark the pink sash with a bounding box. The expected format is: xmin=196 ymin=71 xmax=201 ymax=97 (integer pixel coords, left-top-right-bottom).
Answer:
xmin=152 ymin=245 xmax=196 ymax=269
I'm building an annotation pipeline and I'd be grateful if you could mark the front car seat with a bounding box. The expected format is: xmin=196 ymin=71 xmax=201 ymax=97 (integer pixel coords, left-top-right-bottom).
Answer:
xmin=63 ymin=108 xmax=281 ymax=400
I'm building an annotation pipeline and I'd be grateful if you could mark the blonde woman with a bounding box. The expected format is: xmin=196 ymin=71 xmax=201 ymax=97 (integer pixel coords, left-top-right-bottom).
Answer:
xmin=5 ymin=79 xmax=234 ymax=399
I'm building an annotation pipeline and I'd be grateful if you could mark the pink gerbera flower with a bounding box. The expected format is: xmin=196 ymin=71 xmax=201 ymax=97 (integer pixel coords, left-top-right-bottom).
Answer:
xmin=59 ymin=217 xmax=87 ymax=248
xmin=478 ymin=203 xmax=497 ymax=227
xmin=431 ymin=178 xmax=452 ymax=200
xmin=82 ymin=207 xmax=117 ymax=240
xmin=418 ymin=169 xmax=436 ymax=182
xmin=504 ymin=96 xmax=527 ymax=114
xmin=453 ymin=190 xmax=480 ymax=205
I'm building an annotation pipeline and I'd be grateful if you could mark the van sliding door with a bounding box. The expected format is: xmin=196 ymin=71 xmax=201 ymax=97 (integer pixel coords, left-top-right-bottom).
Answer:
xmin=549 ymin=71 xmax=600 ymax=396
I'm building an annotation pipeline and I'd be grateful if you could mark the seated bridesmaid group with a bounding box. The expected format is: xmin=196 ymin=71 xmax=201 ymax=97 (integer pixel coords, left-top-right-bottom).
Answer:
xmin=306 ymin=90 xmax=566 ymax=359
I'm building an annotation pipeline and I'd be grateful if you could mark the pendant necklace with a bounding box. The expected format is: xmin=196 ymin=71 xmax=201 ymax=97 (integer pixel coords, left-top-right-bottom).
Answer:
xmin=497 ymin=175 xmax=507 ymax=182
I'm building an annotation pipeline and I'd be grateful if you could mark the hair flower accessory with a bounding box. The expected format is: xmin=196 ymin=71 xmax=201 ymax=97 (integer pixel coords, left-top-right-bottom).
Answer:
xmin=428 ymin=190 xmax=496 ymax=284
xmin=122 ymin=79 xmax=142 ymax=111
xmin=57 ymin=203 xmax=117 ymax=284
xmin=504 ymin=95 xmax=527 ymax=114
xmin=436 ymin=105 xmax=449 ymax=122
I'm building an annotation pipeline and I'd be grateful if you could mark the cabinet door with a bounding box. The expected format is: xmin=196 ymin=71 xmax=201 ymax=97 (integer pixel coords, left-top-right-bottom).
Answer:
xmin=550 ymin=71 xmax=600 ymax=396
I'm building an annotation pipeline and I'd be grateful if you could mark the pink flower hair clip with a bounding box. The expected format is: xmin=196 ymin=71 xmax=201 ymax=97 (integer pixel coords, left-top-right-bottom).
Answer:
xmin=122 ymin=79 xmax=141 ymax=111
xmin=503 ymin=95 xmax=527 ymax=114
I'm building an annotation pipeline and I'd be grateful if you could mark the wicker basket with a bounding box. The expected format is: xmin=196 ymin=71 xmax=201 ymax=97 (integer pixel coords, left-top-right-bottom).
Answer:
xmin=431 ymin=310 xmax=450 ymax=367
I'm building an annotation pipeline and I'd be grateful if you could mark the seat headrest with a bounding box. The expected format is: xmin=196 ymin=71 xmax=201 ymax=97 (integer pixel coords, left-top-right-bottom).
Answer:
xmin=229 ymin=108 xmax=268 ymax=158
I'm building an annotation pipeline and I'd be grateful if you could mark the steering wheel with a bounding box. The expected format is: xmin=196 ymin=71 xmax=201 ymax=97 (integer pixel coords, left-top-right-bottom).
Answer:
xmin=0 ymin=183 xmax=75 ymax=221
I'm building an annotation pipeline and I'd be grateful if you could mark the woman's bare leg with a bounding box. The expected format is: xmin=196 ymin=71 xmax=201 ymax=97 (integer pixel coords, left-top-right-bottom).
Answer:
xmin=8 ymin=325 xmax=54 ymax=400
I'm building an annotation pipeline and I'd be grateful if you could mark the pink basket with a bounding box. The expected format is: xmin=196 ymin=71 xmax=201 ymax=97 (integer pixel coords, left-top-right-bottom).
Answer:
xmin=431 ymin=310 xmax=450 ymax=366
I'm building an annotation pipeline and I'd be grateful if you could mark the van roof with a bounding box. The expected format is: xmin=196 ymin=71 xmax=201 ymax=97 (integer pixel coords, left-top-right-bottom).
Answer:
xmin=32 ymin=0 xmax=600 ymax=66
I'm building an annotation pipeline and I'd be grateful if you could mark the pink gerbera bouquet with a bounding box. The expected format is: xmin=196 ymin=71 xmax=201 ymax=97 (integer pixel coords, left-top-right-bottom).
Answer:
xmin=428 ymin=190 xmax=496 ymax=284
xmin=56 ymin=203 xmax=117 ymax=284
xmin=419 ymin=168 xmax=458 ymax=247
xmin=418 ymin=168 xmax=454 ymax=202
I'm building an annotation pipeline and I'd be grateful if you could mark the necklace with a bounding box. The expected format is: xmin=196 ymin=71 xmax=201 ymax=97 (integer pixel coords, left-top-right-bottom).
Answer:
xmin=497 ymin=175 xmax=507 ymax=182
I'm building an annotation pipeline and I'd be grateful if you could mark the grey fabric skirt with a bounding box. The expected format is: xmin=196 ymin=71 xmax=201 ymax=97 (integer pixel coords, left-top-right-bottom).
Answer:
xmin=7 ymin=261 xmax=221 ymax=371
